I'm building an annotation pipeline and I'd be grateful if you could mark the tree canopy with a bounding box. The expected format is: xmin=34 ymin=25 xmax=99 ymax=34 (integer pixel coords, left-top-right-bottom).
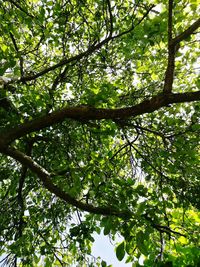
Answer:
xmin=0 ymin=0 xmax=200 ymax=266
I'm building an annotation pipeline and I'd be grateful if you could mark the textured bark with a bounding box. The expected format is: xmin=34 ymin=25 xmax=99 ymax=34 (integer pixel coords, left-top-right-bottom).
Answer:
xmin=163 ymin=0 xmax=174 ymax=94
xmin=1 ymin=91 xmax=200 ymax=144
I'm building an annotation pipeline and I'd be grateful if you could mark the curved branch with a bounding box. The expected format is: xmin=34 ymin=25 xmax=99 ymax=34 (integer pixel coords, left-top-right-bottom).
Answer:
xmin=19 ymin=37 xmax=113 ymax=82
xmin=3 ymin=146 xmax=131 ymax=218
xmin=2 ymin=91 xmax=200 ymax=144
xmin=17 ymin=6 xmax=153 ymax=83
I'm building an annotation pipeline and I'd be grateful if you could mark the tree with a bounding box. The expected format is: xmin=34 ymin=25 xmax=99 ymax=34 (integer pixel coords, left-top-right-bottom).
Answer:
xmin=0 ymin=0 xmax=200 ymax=266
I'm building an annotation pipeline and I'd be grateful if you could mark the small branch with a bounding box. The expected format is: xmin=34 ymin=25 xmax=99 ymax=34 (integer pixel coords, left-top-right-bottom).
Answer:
xmin=51 ymin=66 xmax=68 ymax=91
xmin=18 ymin=6 xmax=153 ymax=83
xmin=9 ymin=32 xmax=18 ymax=52
xmin=172 ymin=17 xmax=200 ymax=46
xmin=163 ymin=7 xmax=200 ymax=95
xmin=159 ymin=232 xmax=164 ymax=261
xmin=111 ymin=4 xmax=154 ymax=40
xmin=110 ymin=133 xmax=139 ymax=160
xmin=38 ymin=231 xmax=66 ymax=267
xmin=154 ymin=224 xmax=186 ymax=237
xmin=124 ymin=134 xmax=169 ymax=181
xmin=9 ymin=32 xmax=24 ymax=77
xmin=8 ymin=0 xmax=34 ymax=18
xmin=16 ymin=166 xmax=27 ymax=237
xmin=19 ymin=37 xmax=113 ymax=82
xmin=166 ymin=123 xmax=199 ymax=139
xmin=144 ymin=215 xmax=186 ymax=237
xmin=0 ymin=253 xmax=17 ymax=267
xmin=117 ymin=122 xmax=166 ymax=138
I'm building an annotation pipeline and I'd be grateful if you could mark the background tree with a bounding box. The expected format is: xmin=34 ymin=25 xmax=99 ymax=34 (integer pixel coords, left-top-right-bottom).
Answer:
xmin=0 ymin=0 xmax=200 ymax=266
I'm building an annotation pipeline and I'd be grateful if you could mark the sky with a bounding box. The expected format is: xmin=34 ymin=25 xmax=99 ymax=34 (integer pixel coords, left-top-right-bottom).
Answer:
xmin=92 ymin=233 xmax=132 ymax=267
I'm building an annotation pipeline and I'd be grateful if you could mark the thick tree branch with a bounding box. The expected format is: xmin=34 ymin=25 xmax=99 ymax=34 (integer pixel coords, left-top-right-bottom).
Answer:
xmin=163 ymin=0 xmax=175 ymax=94
xmin=2 ymin=146 xmax=131 ymax=218
xmin=106 ymin=0 xmax=113 ymax=36
xmin=1 ymin=91 xmax=200 ymax=144
xmin=168 ymin=0 xmax=173 ymax=44
xmin=163 ymin=12 xmax=200 ymax=94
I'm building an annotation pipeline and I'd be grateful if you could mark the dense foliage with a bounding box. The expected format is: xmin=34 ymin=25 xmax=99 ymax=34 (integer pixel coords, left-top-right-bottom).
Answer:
xmin=0 ymin=0 xmax=200 ymax=266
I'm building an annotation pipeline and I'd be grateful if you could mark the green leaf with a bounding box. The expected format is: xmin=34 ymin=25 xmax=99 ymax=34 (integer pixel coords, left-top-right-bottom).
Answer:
xmin=45 ymin=257 xmax=52 ymax=267
xmin=116 ymin=241 xmax=125 ymax=261
xmin=1 ymin=44 xmax=7 ymax=52
xmin=136 ymin=231 xmax=148 ymax=256
xmin=101 ymin=260 xmax=107 ymax=267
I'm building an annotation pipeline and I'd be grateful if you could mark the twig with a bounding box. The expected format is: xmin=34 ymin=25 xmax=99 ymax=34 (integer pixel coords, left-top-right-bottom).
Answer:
xmin=159 ymin=232 xmax=164 ymax=261
xmin=118 ymin=122 xmax=166 ymax=139
xmin=110 ymin=132 xmax=139 ymax=160
xmin=38 ymin=231 xmax=66 ymax=267
xmin=9 ymin=32 xmax=24 ymax=77
xmin=111 ymin=4 xmax=154 ymax=40
xmin=144 ymin=215 xmax=187 ymax=237
xmin=8 ymin=0 xmax=34 ymax=18
xmin=124 ymin=134 xmax=170 ymax=181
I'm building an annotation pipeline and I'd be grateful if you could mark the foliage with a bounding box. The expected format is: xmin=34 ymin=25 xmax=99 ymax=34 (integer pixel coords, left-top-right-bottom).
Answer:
xmin=0 ymin=0 xmax=200 ymax=266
